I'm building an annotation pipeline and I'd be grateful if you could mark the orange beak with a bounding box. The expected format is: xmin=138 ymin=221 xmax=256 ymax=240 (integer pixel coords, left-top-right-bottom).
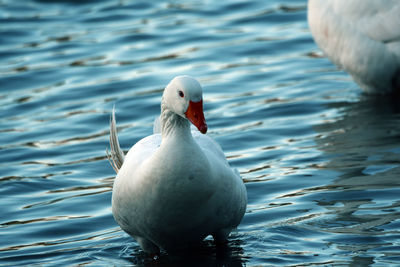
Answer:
xmin=185 ymin=100 xmax=207 ymax=134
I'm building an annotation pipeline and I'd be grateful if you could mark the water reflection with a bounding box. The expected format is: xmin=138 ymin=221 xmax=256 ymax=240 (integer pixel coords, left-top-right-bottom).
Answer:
xmin=124 ymin=239 xmax=245 ymax=266
xmin=315 ymin=95 xmax=400 ymax=185
xmin=311 ymin=95 xmax=400 ymax=264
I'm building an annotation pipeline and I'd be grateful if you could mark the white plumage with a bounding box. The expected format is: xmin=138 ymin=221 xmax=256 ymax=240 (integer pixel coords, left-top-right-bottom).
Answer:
xmin=308 ymin=0 xmax=400 ymax=93
xmin=108 ymin=76 xmax=247 ymax=254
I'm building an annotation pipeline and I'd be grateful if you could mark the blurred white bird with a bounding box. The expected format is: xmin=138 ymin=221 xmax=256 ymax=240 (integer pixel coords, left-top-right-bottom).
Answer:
xmin=308 ymin=0 xmax=400 ymax=94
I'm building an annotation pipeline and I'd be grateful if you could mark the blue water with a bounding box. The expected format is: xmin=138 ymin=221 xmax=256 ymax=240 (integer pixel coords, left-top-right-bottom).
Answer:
xmin=1 ymin=0 xmax=400 ymax=265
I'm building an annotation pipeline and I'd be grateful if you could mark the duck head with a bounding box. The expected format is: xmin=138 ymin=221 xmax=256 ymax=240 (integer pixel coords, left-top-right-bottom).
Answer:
xmin=163 ymin=76 xmax=208 ymax=134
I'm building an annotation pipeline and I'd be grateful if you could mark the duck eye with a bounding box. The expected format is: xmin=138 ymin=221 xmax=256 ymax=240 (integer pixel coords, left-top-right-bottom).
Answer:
xmin=178 ymin=91 xmax=184 ymax=98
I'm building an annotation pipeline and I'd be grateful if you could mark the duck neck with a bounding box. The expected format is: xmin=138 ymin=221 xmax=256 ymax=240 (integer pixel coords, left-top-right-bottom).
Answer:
xmin=160 ymin=99 xmax=192 ymax=140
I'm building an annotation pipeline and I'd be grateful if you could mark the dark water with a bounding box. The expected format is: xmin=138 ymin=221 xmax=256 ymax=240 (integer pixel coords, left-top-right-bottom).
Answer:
xmin=1 ymin=0 xmax=400 ymax=266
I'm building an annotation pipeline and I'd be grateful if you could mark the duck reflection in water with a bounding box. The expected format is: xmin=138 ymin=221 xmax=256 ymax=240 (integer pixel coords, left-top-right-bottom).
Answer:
xmin=311 ymin=96 xmax=400 ymax=265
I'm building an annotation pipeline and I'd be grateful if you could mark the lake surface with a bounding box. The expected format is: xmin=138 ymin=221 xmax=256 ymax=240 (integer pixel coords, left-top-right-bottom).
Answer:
xmin=1 ymin=0 xmax=400 ymax=266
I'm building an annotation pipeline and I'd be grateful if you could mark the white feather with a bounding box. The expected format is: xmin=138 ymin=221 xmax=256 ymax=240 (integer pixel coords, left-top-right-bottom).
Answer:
xmin=308 ymin=0 xmax=400 ymax=93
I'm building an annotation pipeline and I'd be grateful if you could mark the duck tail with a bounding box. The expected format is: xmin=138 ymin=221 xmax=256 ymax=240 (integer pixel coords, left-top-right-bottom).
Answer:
xmin=106 ymin=106 xmax=125 ymax=173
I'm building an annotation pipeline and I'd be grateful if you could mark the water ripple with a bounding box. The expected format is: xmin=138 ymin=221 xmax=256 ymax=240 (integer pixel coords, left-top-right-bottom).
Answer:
xmin=1 ymin=0 xmax=400 ymax=265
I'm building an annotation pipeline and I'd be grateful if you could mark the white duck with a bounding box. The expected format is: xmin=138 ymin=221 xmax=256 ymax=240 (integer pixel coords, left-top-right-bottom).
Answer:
xmin=308 ymin=0 xmax=400 ymax=93
xmin=107 ymin=76 xmax=247 ymax=254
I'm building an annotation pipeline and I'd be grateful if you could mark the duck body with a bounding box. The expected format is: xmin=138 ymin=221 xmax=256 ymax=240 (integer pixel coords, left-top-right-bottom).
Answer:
xmin=308 ymin=0 xmax=400 ymax=93
xmin=109 ymin=76 xmax=247 ymax=253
